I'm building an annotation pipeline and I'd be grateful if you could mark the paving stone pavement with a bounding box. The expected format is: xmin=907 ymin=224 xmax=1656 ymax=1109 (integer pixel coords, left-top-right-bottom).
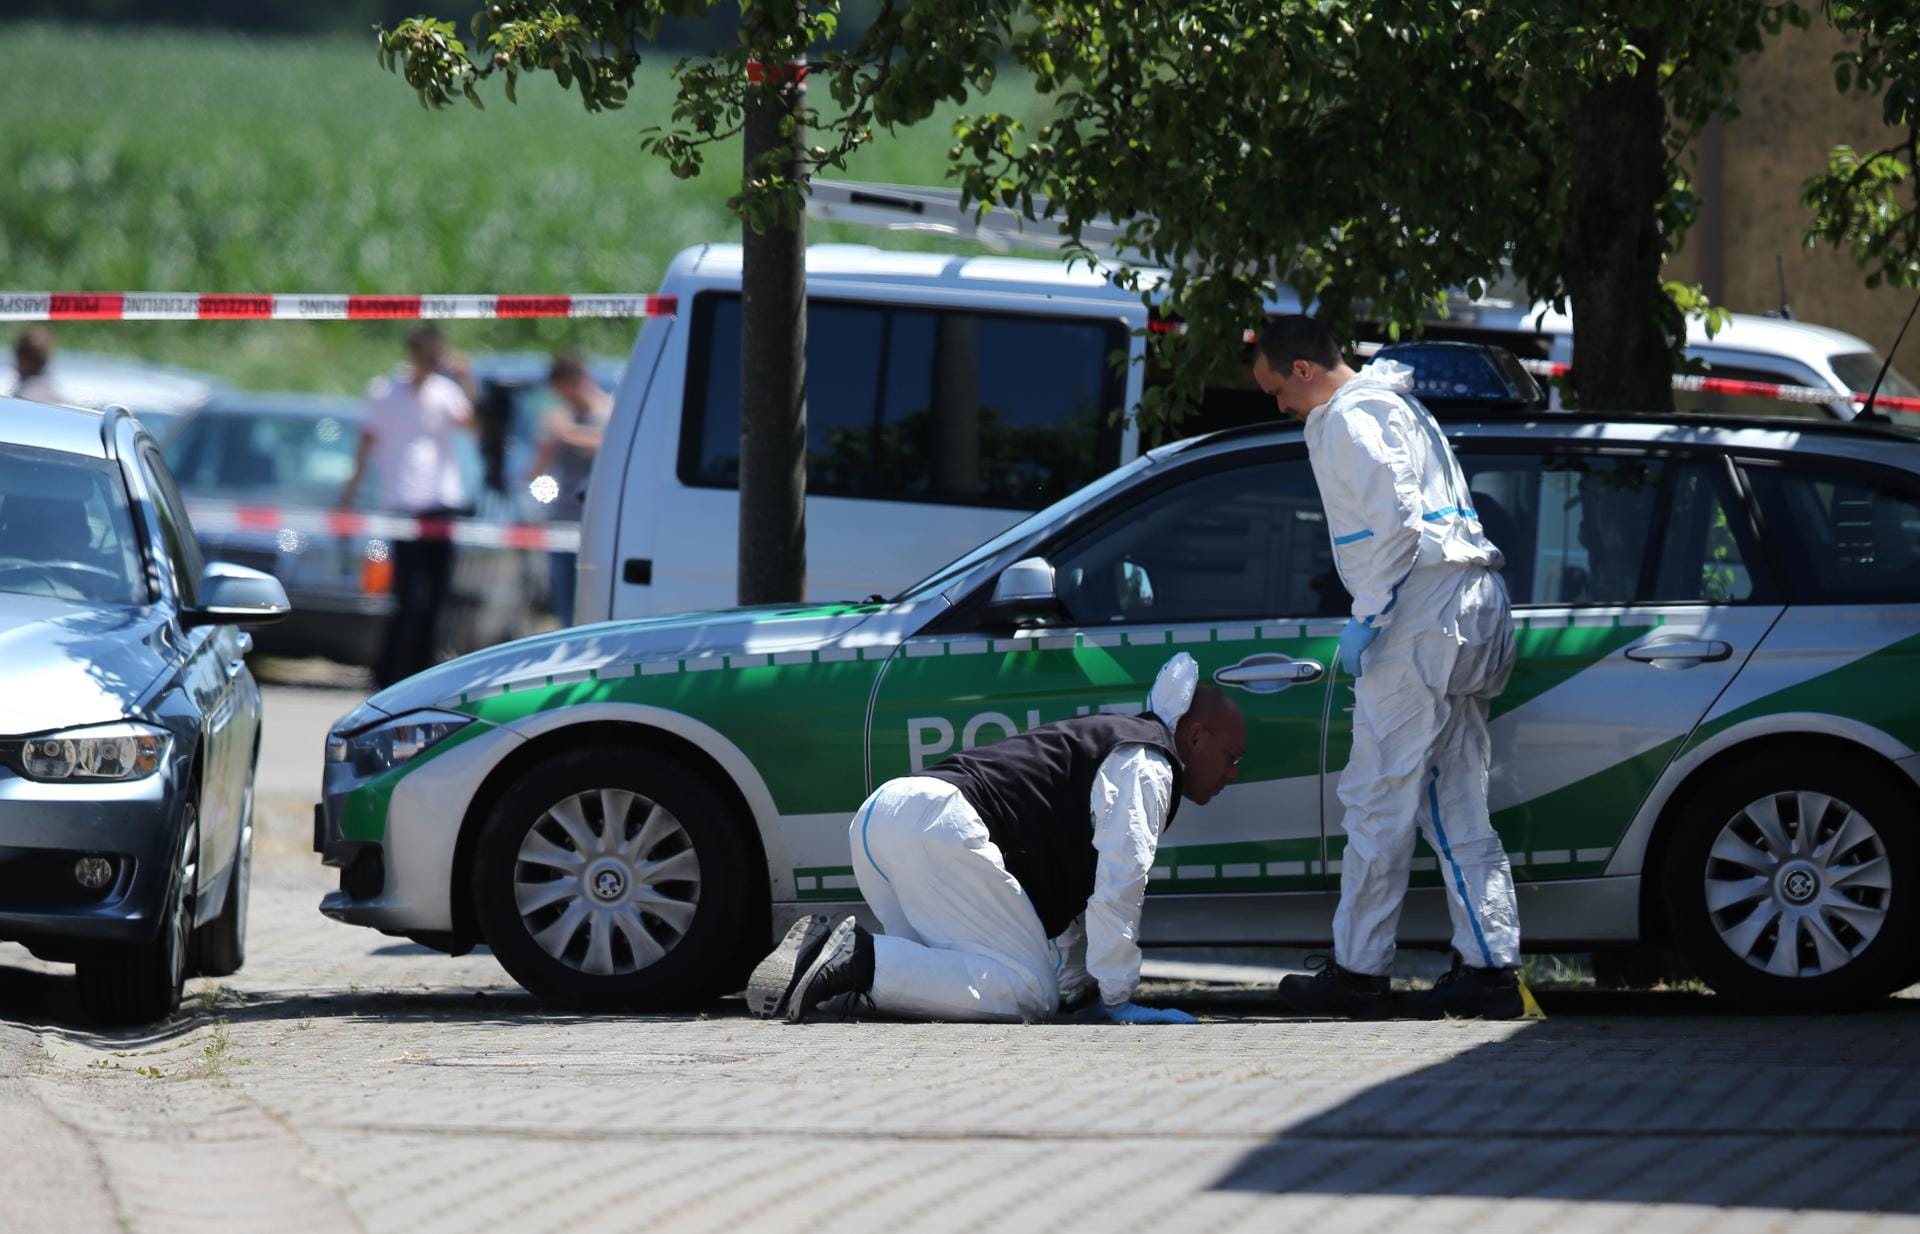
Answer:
xmin=1 ymin=792 xmax=1917 ymax=1234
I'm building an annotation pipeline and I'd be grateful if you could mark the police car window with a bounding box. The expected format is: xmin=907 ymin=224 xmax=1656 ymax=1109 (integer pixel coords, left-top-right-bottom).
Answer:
xmin=1051 ymin=459 xmax=1345 ymax=624
xmin=682 ymin=294 xmax=1125 ymax=510
xmin=1650 ymin=463 xmax=1756 ymax=603
xmin=1744 ymin=463 xmax=1920 ymax=603
xmin=1460 ymin=452 xmax=1664 ymax=605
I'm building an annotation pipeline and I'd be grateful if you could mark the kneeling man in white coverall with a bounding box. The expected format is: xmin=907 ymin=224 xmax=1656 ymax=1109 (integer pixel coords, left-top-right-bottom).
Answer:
xmin=1253 ymin=315 xmax=1523 ymax=1020
xmin=746 ymin=654 xmax=1246 ymax=1024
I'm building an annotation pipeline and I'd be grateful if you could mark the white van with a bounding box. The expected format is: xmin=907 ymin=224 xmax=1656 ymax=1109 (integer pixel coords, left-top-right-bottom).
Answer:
xmin=577 ymin=222 xmax=1917 ymax=622
xmin=577 ymin=243 xmax=1153 ymax=621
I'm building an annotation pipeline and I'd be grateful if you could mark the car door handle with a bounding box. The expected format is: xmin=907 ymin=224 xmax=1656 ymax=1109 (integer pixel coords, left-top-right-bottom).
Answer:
xmin=1625 ymin=639 xmax=1733 ymax=664
xmin=1214 ymin=654 xmax=1324 ymax=693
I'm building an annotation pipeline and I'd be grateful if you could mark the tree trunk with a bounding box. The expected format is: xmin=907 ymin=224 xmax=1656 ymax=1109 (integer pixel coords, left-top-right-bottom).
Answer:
xmin=1563 ymin=34 xmax=1681 ymax=412
xmin=737 ymin=62 xmax=807 ymax=606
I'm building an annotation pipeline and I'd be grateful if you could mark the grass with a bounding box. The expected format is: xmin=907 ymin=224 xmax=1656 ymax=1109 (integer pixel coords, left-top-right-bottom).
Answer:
xmin=83 ymin=1020 xmax=248 ymax=1084
xmin=0 ymin=23 xmax=1043 ymax=392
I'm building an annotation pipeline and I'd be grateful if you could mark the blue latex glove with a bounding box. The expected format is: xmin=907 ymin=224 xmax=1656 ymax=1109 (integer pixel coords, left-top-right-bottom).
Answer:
xmin=1338 ymin=618 xmax=1379 ymax=678
xmin=1099 ymin=1001 xmax=1199 ymax=1025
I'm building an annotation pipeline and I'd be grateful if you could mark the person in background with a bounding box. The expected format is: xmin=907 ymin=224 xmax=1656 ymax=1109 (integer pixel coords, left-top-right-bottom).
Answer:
xmin=341 ymin=326 xmax=476 ymax=688
xmin=527 ymin=349 xmax=612 ymax=627
xmin=12 ymin=327 xmax=63 ymax=405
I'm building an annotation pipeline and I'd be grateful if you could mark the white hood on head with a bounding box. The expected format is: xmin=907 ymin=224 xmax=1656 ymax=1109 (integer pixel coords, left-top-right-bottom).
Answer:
xmin=1149 ymin=652 xmax=1199 ymax=729
xmin=1341 ymin=358 xmax=1417 ymax=397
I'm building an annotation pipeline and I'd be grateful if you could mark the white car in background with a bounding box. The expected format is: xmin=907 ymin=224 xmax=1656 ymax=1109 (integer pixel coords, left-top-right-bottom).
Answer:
xmin=0 ymin=350 xmax=223 ymax=442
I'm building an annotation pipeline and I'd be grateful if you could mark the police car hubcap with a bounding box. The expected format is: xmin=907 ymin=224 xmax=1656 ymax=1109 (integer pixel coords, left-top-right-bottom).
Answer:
xmin=1704 ymin=790 xmax=1891 ymax=978
xmin=512 ymin=789 xmax=702 ymax=977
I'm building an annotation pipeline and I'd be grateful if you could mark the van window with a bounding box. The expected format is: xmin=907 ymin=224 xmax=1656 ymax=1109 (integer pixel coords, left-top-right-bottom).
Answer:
xmin=681 ymin=293 xmax=1126 ymax=510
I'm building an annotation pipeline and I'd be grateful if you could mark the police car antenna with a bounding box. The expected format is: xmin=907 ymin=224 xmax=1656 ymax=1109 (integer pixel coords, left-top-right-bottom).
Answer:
xmin=1859 ymin=289 xmax=1920 ymax=422
xmin=1774 ymin=255 xmax=1793 ymax=320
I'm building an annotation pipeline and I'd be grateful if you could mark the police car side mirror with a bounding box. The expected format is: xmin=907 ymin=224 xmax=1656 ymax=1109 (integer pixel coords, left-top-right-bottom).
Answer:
xmin=984 ymin=556 xmax=1063 ymax=628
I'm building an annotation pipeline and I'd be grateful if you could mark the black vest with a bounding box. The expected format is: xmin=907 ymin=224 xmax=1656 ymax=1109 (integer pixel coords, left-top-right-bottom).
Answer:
xmin=921 ymin=713 xmax=1183 ymax=936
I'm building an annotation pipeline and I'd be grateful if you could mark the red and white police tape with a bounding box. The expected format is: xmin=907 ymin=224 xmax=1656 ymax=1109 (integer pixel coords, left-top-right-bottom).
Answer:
xmin=5 ymin=288 xmax=1914 ymax=412
xmin=185 ymin=500 xmax=580 ymax=553
xmin=0 ymin=292 xmax=676 ymax=322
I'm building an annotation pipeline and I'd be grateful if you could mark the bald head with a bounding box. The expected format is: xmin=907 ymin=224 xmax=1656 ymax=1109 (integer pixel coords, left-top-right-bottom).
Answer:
xmin=1174 ymin=685 xmax=1245 ymax=804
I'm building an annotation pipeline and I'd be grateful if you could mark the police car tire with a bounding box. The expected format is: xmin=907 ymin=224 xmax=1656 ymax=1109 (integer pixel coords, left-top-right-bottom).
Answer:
xmin=472 ymin=744 xmax=756 ymax=1008
xmin=1663 ymin=751 xmax=1918 ymax=1010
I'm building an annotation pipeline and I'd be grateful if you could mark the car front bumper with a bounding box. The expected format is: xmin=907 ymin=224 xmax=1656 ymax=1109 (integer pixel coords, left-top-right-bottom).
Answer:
xmin=315 ymin=720 xmax=524 ymax=937
xmin=0 ymin=767 xmax=183 ymax=951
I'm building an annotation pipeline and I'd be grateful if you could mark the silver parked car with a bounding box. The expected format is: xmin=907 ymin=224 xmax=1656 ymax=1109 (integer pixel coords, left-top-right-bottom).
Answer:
xmin=0 ymin=397 xmax=289 ymax=1024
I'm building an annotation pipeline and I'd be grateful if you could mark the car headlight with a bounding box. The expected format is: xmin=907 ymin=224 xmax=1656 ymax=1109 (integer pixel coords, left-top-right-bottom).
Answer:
xmin=326 ymin=710 xmax=472 ymax=777
xmin=19 ymin=722 xmax=170 ymax=782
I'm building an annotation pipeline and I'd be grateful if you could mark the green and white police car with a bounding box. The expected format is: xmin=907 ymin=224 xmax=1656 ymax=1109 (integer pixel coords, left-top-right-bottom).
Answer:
xmin=316 ymin=405 xmax=1920 ymax=1010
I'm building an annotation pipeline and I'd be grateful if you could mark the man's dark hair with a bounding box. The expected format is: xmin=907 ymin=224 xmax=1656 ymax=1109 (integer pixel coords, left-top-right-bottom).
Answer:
xmin=548 ymin=348 xmax=588 ymax=385
xmin=404 ymin=324 xmax=445 ymax=362
xmin=14 ymin=326 xmax=53 ymax=375
xmin=1256 ymin=314 xmax=1342 ymax=372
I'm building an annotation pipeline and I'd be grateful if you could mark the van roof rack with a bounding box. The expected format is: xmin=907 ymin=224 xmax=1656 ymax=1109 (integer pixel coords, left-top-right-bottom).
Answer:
xmin=806 ymin=179 xmax=1537 ymax=302
xmin=806 ymin=179 xmax=1139 ymax=259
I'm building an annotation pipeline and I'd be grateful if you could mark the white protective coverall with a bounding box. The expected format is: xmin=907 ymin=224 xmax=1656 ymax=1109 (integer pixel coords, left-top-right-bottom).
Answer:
xmin=1305 ymin=360 xmax=1521 ymax=976
xmin=846 ymin=655 xmax=1199 ymax=1022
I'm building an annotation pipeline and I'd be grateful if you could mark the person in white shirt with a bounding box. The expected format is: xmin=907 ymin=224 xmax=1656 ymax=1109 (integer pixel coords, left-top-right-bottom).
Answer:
xmin=746 ymin=653 xmax=1247 ymax=1025
xmin=340 ymin=326 xmax=477 ymax=687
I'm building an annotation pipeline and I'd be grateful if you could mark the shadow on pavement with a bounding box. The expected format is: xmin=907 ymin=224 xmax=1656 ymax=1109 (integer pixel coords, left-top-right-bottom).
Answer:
xmin=0 ymin=959 xmax=756 ymax=1051
xmin=1206 ymin=994 xmax=1920 ymax=1214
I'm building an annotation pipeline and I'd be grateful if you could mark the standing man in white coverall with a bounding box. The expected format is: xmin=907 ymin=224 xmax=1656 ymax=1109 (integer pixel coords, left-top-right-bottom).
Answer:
xmin=745 ymin=654 xmax=1247 ymax=1024
xmin=1253 ymin=315 xmax=1523 ymax=1020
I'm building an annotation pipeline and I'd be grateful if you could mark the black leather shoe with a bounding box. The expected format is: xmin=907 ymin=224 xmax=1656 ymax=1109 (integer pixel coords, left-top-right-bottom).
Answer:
xmin=1278 ymin=955 xmax=1393 ymax=1020
xmin=1401 ymin=955 xmax=1525 ymax=1020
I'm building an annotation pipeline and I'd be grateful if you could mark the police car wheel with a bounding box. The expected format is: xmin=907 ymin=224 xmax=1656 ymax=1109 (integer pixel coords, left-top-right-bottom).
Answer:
xmin=1663 ymin=750 xmax=1918 ymax=1009
xmin=473 ymin=744 xmax=757 ymax=1008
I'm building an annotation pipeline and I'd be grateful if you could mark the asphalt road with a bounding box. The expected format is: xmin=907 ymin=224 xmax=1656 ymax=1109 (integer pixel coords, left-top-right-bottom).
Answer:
xmin=0 ymin=685 xmax=1916 ymax=1233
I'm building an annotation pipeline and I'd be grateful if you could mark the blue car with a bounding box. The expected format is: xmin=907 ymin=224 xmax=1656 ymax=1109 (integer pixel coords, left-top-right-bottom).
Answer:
xmin=0 ymin=397 xmax=290 ymax=1024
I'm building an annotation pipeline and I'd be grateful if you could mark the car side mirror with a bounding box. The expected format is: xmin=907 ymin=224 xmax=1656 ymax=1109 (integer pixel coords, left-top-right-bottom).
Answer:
xmin=182 ymin=562 xmax=292 ymax=629
xmin=983 ymin=556 xmax=1063 ymax=628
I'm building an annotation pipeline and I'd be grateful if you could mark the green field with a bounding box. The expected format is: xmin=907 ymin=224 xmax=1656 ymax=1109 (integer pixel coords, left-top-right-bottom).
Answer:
xmin=0 ymin=23 xmax=1040 ymax=392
